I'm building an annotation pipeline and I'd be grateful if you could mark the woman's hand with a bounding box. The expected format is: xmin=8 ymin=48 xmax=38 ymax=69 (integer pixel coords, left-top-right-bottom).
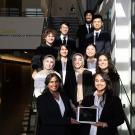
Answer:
xmin=92 ymin=121 xmax=108 ymax=128
xmin=70 ymin=118 xmax=80 ymax=124
xmin=32 ymin=70 xmax=38 ymax=79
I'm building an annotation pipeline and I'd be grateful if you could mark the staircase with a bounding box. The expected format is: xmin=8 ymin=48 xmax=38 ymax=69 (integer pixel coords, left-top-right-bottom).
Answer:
xmin=45 ymin=16 xmax=79 ymax=39
xmin=21 ymin=104 xmax=37 ymax=135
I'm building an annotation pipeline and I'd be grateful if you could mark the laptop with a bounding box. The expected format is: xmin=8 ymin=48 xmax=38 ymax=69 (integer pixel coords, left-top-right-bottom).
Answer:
xmin=77 ymin=106 xmax=98 ymax=124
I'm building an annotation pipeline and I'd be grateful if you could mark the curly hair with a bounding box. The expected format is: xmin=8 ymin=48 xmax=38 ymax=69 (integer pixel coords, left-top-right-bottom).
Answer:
xmin=41 ymin=28 xmax=57 ymax=44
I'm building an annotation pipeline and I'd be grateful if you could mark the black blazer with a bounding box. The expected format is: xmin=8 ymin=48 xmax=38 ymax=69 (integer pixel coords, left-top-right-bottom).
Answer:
xmin=80 ymin=94 xmax=125 ymax=135
xmin=37 ymin=89 xmax=72 ymax=135
xmin=32 ymin=44 xmax=58 ymax=70
xmin=108 ymin=72 xmax=120 ymax=96
xmin=54 ymin=59 xmax=74 ymax=98
xmin=77 ymin=24 xmax=94 ymax=54
xmin=54 ymin=36 xmax=76 ymax=52
xmin=85 ymin=30 xmax=111 ymax=55
xmin=68 ymin=70 xmax=93 ymax=106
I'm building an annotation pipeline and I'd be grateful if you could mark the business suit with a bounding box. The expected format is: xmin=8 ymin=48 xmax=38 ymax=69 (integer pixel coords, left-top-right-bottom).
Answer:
xmin=37 ymin=89 xmax=72 ymax=135
xmin=54 ymin=36 xmax=76 ymax=53
xmin=32 ymin=44 xmax=58 ymax=70
xmin=80 ymin=94 xmax=125 ymax=135
xmin=85 ymin=30 xmax=111 ymax=55
xmin=69 ymin=69 xmax=93 ymax=106
xmin=77 ymin=24 xmax=94 ymax=54
xmin=54 ymin=59 xmax=74 ymax=98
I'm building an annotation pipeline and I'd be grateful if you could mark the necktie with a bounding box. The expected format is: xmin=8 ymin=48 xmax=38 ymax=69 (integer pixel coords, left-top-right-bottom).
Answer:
xmin=94 ymin=32 xmax=99 ymax=44
xmin=63 ymin=36 xmax=66 ymax=44
xmin=96 ymin=32 xmax=99 ymax=39
xmin=88 ymin=25 xmax=91 ymax=33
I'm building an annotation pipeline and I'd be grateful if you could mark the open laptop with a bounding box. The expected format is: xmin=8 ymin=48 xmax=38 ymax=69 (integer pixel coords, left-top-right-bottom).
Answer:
xmin=77 ymin=106 xmax=98 ymax=124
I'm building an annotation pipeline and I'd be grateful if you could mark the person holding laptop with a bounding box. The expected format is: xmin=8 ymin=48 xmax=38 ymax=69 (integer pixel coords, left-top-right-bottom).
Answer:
xmin=80 ymin=72 xmax=124 ymax=135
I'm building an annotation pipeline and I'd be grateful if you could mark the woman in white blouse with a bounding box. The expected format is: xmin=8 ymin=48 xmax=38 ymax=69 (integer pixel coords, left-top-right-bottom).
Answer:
xmin=37 ymin=73 xmax=76 ymax=135
xmin=34 ymin=55 xmax=60 ymax=98
xmin=80 ymin=72 xmax=124 ymax=135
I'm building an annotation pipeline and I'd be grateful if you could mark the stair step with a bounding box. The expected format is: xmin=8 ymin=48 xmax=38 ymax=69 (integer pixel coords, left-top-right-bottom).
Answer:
xmin=46 ymin=16 xmax=79 ymax=39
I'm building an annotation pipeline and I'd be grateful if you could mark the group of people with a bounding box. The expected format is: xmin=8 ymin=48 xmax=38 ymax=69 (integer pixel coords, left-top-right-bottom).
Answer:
xmin=31 ymin=9 xmax=125 ymax=135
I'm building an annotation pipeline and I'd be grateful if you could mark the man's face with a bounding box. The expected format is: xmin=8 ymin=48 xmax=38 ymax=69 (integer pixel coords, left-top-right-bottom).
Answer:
xmin=92 ymin=18 xmax=103 ymax=31
xmin=60 ymin=24 xmax=69 ymax=35
xmin=85 ymin=13 xmax=93 ymax=23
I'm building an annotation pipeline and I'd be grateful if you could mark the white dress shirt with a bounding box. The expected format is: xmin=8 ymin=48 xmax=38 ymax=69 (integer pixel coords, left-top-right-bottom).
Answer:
xmin=55 ymin=94 xmax=65 ymax=117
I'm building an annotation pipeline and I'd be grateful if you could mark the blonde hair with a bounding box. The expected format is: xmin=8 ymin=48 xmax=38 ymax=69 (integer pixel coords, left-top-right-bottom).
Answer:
xmin=42 ymin=55 xmax=56 ymax=69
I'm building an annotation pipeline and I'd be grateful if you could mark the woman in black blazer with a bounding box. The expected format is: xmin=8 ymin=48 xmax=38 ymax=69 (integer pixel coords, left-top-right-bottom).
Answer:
xmin=80 ymin=72 xmax=125 ymax=135
xmin=54 ymin=44 xmax=74 ymax=98
xmin=96 ymin=53 xmax=120 ymax=96
xmin=69 ymin=53 xmax=93 ymax=107
xmin=37 ymin=73 xmax=75 ymax=135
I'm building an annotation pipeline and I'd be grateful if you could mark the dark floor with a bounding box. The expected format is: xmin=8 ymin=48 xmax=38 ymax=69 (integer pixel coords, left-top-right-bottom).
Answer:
xmin=0 ymin=85 xmax=32 ymax=135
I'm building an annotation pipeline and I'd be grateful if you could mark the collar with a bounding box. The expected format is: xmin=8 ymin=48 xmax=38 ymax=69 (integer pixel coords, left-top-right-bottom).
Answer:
xmin=86 ymin=23 xmax=91 ymax=28
xmin=60 ymin=34 xmax=68 ymax=40
xmin=94 ymin=29 xmax=101 ymax=36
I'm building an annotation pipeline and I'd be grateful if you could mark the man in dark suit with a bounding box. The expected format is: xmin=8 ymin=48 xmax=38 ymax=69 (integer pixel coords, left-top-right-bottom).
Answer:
xmin=54 ymin=21 xmax=76 ymax=53
xmin=86 ymin=14 xmax=111 ymax=55
xmin=76 ymin=10 xmax=94 ymax=54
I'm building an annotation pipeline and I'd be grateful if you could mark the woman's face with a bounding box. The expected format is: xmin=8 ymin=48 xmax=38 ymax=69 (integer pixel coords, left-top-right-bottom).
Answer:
xmin=86 ymin=45 xmax=96 ymax=58
xmin=95 ymin=74 xmax=106 ymax=92
xmin=45 ymin=33 xmax=55 ymax=45
xmin=73 ymin=55 xmax=83 ymax=69
xmin=48 ymin=76 xmax=60 ymax=92
xmin=98 ymin=55 xmax=109 ymax=70
xmin=43 ymin=57 xmax=55 ymax=70
xmin=60 ymin=45 xmax=68 ymax=57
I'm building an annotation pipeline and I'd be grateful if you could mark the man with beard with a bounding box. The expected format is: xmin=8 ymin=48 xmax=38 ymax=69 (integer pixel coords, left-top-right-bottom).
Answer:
xmin=76 ymin=10 xmax=94 ymax=54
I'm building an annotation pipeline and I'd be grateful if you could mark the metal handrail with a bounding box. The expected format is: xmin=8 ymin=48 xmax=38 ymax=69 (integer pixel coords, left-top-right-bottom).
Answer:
xmin=75 ymin=0 xmax=84 ymax=24
xmin=119 ymin=78 xmax=135 ymax=115
xmin=123 ymin=112 xmax=134 ymax=135
xmin=117 ymin=72 xmax=135 ymax=135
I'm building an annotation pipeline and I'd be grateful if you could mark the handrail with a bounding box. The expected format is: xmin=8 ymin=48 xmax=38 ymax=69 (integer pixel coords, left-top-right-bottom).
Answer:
xmin=113 ymin=64 xmax=135 ymax=115
xmin=123 ymin=111 xmax=134 ymax=135
xmin=119 ymin=78 xmax=135 ymax=134
xmin=113 ymin=66 xmax=135 ymax=134
xmin=119 ymin=78 xmax=135 ymax=115
xmin=75 ymin=0 xmax=84 ymax=24
xmin=48 ymin=0 xmax=52 ymax=17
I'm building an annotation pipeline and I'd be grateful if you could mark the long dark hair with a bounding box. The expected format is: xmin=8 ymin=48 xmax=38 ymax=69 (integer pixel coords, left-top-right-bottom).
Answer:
xmin=94 ymin=72 xmax=113 ymax=95
xmin=96 ymin=53 xmax=119 ymax=80
xmin=57 ymin=44 xmax=70 ymax=60
xmin=44 ymin=73 xmax=62 ymax=93
xmin=45 ymin=73 xmax=61 ymax=85
xmin=93 ymin=72 xmax=114 ymax=106
xmin=84 ymin=43 xmax=97 ymax=59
